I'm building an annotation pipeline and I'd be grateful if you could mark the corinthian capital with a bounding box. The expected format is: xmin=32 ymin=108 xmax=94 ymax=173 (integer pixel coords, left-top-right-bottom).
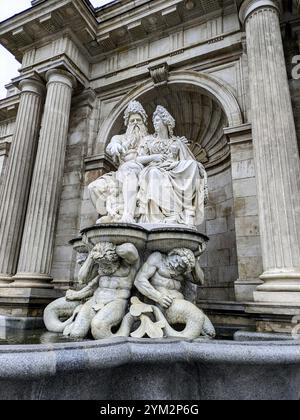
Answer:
xmin=239 ymin=0 xmax=280 ymax=24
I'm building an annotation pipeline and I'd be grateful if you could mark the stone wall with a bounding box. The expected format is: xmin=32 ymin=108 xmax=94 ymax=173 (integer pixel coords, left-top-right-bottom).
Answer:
xmin=290 ymin=79 xmax=300 ymax=153
xmin=50 ymin=98 xmax=93 ymax=289
xmin=198 ymin=166 xmax=237 ymax=301
xmin=225 ymin=126 xmax=263 ymax=302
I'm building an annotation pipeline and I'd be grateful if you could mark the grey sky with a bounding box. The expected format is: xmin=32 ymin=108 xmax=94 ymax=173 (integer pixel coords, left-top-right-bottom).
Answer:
xmin=0 ymin=0 xmax=32 ymax=99
xmin=0 ymin=0 xmax=113 ymax=99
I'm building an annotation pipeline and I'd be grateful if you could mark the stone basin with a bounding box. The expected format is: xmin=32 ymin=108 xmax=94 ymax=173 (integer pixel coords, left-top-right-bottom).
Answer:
xmin=76 ymin=223 xmax=208 ymax=254
xmin=0 ymin=338 xmax=300 ymax=400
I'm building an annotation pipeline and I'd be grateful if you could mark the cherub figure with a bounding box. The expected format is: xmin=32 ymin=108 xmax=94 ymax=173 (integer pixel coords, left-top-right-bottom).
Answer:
xmin=97 ymin=182 xmax=124 ymax=224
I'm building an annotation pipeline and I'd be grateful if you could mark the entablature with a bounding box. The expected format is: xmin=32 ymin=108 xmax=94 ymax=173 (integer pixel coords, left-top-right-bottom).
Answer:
xmin=0 ymin=0 xmax=238 ymax=66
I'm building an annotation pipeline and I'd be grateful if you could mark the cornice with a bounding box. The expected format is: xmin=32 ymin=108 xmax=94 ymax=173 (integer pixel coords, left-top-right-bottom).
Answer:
xmin=0 ymin=0 xmax=232 ymax=62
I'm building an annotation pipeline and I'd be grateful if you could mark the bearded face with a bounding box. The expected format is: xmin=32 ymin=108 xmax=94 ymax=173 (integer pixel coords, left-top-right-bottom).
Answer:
xmin=166 ymin=255 xmax=188 ymax=277
xmin=91 ymin=242 xmax=121 ymax=275
xmin=126 ymin=113 xmax=148 ymax=148
xmin=166 ymin=249 xmax=196 ymax=277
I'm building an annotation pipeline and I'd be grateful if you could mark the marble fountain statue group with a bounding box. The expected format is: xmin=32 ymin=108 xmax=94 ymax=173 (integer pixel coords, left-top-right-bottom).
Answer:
xmin=44 ymin=101 xmax=216 ymax=341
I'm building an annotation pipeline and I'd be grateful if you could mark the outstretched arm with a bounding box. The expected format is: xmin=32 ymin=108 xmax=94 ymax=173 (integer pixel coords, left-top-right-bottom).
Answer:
xmin=116 ymin=243 xmax=139 ymax=265
xmin=134 ymin=253 xmax=173 ymax=309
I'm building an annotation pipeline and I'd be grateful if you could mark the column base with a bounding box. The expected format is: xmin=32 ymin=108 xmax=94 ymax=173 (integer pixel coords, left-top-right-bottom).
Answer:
xmin=11 ymin=273 xmax=54 ymax=289
xmin=235 ymin=279 xmax=263 ymax=302
xmin=0 ymin=275 xmax=13 ymax=288
xmin=254 ymin=271 xmax=300 ymax=303
xmin=254 ymin=291 xmax=300 ymax=304
xmin=0 ymin=287 xmax=63 ymax=319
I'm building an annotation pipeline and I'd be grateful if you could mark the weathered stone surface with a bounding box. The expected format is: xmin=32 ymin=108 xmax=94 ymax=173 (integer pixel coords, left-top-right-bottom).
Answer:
xmin=234 ymin=196 xmax=258 ymax=217
xmin=207 ymin=218 xmax=228 ymax=235
xmin=232 ymin=178 xmax=257 ymax=198
xmin=235 ymin=216 xmax=260 ymax=237
xmin=232 ymin=159 xmax=255 ymax=180
xmin=236 ymin=236 xmax=262 ymax=258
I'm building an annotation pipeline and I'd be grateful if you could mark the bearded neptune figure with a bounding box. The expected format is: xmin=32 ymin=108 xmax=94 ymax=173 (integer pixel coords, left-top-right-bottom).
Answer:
xmin=89 ymin=101 xmax=149 ymax=224
xmin=44 ymin=100 xmax=215 ymax=341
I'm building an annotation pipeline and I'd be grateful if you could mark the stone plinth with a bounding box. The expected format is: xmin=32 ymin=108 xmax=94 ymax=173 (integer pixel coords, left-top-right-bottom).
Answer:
xmin=0 ymin=287 xmax=62 ymax=318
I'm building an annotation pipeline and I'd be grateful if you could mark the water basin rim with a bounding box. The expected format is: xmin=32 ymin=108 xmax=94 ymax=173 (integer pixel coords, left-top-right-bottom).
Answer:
xmin=0 ymin=338 xmax=300 ymax=381
xmin=0 ymin=336 xmax=300 ymax=355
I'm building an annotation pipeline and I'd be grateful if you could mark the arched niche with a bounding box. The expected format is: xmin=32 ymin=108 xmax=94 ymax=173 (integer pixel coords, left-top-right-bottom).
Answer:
xmin=97 ymin=70 xmax=243 ymax=153
xmin=103 ymin=84 xmax=230 ymax=175
xmin=95 ymin=71 xmax=243 ymax=301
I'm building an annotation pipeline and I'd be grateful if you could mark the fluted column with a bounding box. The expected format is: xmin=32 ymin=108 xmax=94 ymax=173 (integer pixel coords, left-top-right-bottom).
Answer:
xmin=0 ymin=78 xmax=45 ymax=286
xmin=12 ymin=69 xmax=76 ymax=289
xmin=240 ymin=0 xmax=300 ymax=303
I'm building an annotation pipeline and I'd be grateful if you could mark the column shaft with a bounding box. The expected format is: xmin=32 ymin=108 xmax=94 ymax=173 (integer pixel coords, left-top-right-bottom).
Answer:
xmin=0 ymin=79 xmax=44 ymax=285
xmin=13 ymin=70 xmax=75 ymax=289
xmin=241 ymin=1 xmax=300 ymax=301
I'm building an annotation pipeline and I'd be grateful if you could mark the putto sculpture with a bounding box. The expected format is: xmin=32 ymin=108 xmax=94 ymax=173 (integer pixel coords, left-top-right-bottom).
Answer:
xmin=44 ymin=100 xmax=215 ymax=341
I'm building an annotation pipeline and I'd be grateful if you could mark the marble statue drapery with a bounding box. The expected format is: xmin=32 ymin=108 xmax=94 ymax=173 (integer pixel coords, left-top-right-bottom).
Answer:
xmin=89 ymin=102 xmax=208 ymax=228
xmin=137 ymin=135 xmax=207 ymax=226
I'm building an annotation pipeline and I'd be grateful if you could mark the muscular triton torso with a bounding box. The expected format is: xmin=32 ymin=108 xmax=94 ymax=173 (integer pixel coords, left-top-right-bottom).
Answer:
xmin=71 ymin=244 xmax=140 ymax=306
xmin=150 ymin=260 xmax=184 ymax=300
xmin=94 ymin=263 xmax=135 ymax=303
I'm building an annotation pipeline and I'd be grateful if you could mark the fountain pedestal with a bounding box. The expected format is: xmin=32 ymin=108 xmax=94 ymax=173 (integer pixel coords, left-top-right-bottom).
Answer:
xmin=56 ymin=223 xmax=212 ymax=341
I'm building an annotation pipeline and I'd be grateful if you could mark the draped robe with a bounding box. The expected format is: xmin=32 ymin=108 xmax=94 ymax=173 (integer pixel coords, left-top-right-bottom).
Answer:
xmin=137 ymin=136 xmax=207 ymax=226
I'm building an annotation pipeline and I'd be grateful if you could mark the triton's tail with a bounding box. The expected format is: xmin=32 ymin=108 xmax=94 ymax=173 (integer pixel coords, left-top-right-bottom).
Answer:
xmin=202 ymin=315 xmax=216 ymax=339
